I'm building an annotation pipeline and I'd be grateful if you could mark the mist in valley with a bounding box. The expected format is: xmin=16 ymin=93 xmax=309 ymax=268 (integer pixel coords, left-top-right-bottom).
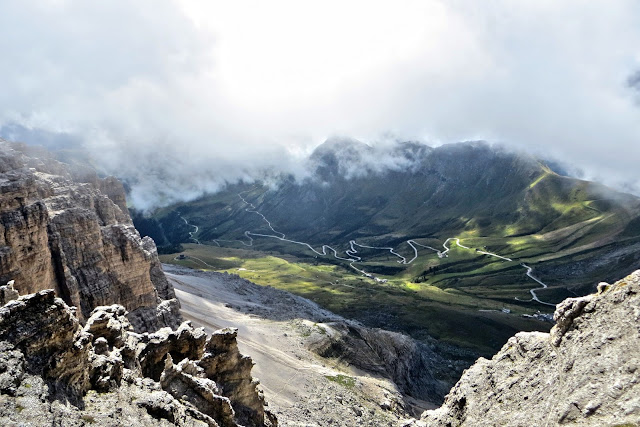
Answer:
xmin=1 ymin=1 xmax=640 ymax=210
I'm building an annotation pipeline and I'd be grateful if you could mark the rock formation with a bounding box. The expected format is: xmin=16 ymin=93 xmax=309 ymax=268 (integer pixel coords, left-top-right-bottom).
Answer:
xmin=0 ymin=140 xmax=180 ymax=331
xmin=0 ymin=141 xmax=276 ymax=425
xmin=0 ymin=286 xmax=276 ymax=426
xmin=306 ymin=320 xmax=465 ymax=403
xmin=414 ymin=270 xmax=640 ymax=426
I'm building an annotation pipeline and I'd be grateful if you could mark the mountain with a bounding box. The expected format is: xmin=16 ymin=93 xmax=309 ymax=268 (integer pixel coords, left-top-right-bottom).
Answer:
xmin=414 ymin=269 xmax=640 ymax=426
xmin=0 ymin=139 xmax=275 ymax=426
xmin=186 ymin=140 xmax=639 ymax=248
xmin=0 ymin=140 xmax=183 ymax=330
xmin=155 ymin=140 xmax=640 ymax=276
xmin=146 ymin=139 xmax=640 ymax=354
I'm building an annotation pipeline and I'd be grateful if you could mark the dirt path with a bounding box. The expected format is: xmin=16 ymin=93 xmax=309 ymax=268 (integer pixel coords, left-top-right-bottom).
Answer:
xmin=179 ymin=214 xmax=201 ymax=245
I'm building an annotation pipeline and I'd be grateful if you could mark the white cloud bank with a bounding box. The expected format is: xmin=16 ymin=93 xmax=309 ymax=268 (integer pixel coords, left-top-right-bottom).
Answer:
xmin=1 ymin=0 xmax=639 ymax=208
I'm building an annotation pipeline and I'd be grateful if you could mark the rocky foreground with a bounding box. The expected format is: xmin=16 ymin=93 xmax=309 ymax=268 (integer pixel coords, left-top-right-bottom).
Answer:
xmin=413 ymin=270 xmax=640 ymax=426
xmin=0 ymin=282 xmax=276 ymax=426
xmin=0 ymin=140 xmax=276 ymax=426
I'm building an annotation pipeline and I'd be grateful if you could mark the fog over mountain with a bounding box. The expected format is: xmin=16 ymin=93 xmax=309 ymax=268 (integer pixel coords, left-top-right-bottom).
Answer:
xmin=1 ymin=1 xmax=639 ymax=209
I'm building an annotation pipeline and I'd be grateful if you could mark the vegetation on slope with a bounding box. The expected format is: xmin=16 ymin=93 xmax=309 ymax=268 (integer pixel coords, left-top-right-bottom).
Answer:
xmin=142 ymin=141 xmax=640 ymax=355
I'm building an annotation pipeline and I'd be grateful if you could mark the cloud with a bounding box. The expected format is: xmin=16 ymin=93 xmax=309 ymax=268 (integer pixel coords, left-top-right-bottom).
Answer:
xmin=1 ymin=0 xmax=639 ymax=208
xmin=628 ymin=71 xmax=640 ymax=90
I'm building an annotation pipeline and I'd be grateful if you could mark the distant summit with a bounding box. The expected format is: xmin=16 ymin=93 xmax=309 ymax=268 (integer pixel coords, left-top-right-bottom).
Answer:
xmin=148 ymin=140 xmax=640 ymax=355
xmin=311 ymin=135 xmax=371 ymax=155
xmin=310 ymin=137 xmax=435 ymax=180
xmin=309 ymin=137 xmax=375 ymax=180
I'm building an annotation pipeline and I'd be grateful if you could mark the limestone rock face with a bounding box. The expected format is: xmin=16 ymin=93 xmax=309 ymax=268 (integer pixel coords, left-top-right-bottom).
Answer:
xmin=160 ymin=355 xmax=236 ymax=427
xmin=0 ymin=289 xmax=91 ymax=398
xmin=0 ymin=140 xmax=180 ymax=330
xmin=418 ymin=270 xmax=640 ymax=427
xmin=137 ymin=322 xmax=208 ymax=381
xmin=0 ymin=287 xmax=276 ymax=426
xmin=200 ymin=328 xmax=276 ymax=427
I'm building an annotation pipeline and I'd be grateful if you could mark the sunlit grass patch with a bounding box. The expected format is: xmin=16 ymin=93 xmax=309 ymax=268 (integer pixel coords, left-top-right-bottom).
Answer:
xmin=163 ymin=239 xmax=558 ymax=354
xmin=325 ymin=374 xmax=356 ymax=389
xmin=528 ymin=171 xmax=550 ymax=189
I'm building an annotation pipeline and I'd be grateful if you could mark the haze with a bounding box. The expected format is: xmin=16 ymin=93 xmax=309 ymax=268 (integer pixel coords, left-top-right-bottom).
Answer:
xmin=1 ymin=0 xmax=639 ymax=209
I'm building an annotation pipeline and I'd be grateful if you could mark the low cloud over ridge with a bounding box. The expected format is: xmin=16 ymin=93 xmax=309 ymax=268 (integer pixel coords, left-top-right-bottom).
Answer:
xmin=1 ymin=0 xmax=639 ymax=208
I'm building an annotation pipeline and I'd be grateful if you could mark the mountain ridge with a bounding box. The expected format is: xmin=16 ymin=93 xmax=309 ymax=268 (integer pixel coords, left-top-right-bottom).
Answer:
xmin=150 ymin=140 xmax=640 ymax=354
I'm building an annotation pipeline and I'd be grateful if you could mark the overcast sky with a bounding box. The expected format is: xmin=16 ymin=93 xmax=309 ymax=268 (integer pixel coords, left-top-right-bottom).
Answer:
xmin=1 ymin=0 xmax=639 ymax=208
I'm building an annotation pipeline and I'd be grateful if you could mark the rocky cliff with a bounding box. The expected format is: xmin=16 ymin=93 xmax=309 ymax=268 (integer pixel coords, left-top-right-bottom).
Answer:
xmin=414 ymin=270 xmax=640 ymax=426
xmin=0 ymin=140 xmax=180 ymax=331
xmin=305 ymin=320 xmax=468 ymax=405
xmin=0 ymin=283 xmax=276 ymax=426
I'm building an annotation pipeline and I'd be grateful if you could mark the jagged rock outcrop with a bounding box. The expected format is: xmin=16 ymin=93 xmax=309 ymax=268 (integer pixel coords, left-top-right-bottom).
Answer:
xmin=416 ymin=270 xmax=640 ymax=426
xmin=0 ymin=286 xmax=276 ymax=426
xmin=0 ymin=280 xmax=19 ymax=305
xmin=137 ymin=322 xmax=208 ymax=381
xmin=0 ymin=140 xmax=181 ymax=331
xmin=200 ymin=328 xmax=271 ymax=427
xmin=0 ymin=289 xmax=91 ymax=398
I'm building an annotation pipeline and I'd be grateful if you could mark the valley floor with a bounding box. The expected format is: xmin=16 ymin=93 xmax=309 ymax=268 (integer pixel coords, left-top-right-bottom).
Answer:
xmin=164 ymin=264 xmax=431 ymax=426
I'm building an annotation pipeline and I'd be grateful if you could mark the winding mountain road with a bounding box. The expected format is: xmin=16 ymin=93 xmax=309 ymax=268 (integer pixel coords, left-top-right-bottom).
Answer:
xmin=178 ymin=254 xmax=217 ymax=269
xmin=179 ymin=192 xmax=556 ymax=307
xmin=441 ymin=238 xmax=470 ymax=257
xmin=406 ymin=240 xmax=443 ymax=263
xmin=180 ymin=214 xmax=201 ymax=245
xmin=238 ymin=192 xmax=285 ymax=239
xmin=515 ymin=264 xmax=557 ymax=306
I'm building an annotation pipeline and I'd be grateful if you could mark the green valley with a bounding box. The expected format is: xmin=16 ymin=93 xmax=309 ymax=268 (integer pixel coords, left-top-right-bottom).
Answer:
xmin=143 ymin=141 xmax=640 ymax=356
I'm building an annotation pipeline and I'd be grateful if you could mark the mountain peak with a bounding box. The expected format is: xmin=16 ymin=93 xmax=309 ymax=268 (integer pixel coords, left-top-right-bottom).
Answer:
xmin=311 ymin=136 xmax=371 ymax=158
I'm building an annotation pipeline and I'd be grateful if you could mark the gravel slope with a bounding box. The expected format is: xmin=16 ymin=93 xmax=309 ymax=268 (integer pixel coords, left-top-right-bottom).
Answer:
xmin=164 ymin=264 xmax=426 ymax=426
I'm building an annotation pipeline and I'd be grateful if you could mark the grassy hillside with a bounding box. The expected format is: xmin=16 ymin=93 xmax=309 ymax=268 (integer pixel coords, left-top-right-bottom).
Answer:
xmin=160 ymin=244 xmax=550 ymax=355
xmin=144 ymin=141 xmax=640 ymax=355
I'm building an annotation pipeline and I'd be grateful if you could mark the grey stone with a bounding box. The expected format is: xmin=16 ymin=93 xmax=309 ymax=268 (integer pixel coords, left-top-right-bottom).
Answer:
xmin=420 ymin=270 xmax=640 ymax=427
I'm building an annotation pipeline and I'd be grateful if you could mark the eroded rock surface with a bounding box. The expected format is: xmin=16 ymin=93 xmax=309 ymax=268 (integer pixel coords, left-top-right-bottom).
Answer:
xmin=0 ymin=140 xmax=180 ymax=330
xmin=306 ymin=321 xmax=460 ymax=403
xmin=416 ymin=270 xmax=640 ymax=426
xmin=0 ymin=287 xmax=276 ymax=426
